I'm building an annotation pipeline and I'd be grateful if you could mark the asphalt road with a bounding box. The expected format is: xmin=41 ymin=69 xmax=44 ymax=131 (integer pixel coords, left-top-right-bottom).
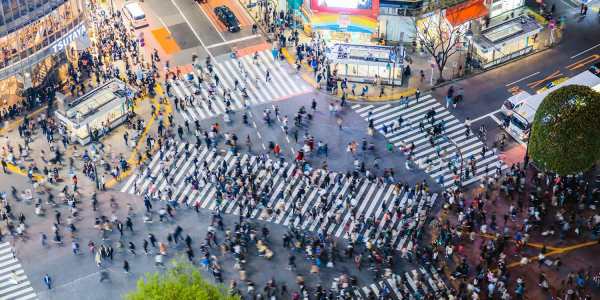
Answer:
xmin=143 ymin=0 xmax=264 ymax=62
xmin=433 ymin=6 xmax=600 ymax=122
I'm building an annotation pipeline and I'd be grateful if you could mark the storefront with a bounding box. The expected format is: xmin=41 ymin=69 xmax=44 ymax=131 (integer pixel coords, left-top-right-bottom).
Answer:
xmin=54 ymin=79 xmax=133 ymax=145
xmin=326 ymin=43 xmax=403 ymax=85
xmin=301 ymin=0 xmax=381 ymax=43
xmin=444 ymin=0 xmax=488 ymax=28
xmin=0 ymin=0 xmax=87 ymax=108
xmin=306 ymin=13 xmax=378 ymax=43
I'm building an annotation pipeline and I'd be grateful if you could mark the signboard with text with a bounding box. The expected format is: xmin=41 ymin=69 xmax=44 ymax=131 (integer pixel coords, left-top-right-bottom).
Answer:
xmin=51 ymin=23 xmax=88 ymax=54
xmin=310 ymin=0 xmax=379 ymax=17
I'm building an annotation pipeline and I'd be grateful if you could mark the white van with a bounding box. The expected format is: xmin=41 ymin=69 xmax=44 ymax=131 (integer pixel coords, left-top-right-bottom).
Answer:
xmin=123 ymin=2 xmax=148 ymax=29
xmin=501 ymin=90 xmax=531 ymax=116
xmin=504 ymin=67 xmax=600 ymax=143
xmin=508 ymin=97 xmax=543 ymax=141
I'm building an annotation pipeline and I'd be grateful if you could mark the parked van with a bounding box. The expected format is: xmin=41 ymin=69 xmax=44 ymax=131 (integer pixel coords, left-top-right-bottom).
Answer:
xmin=123 ymin=2 xmax=148 ymax=29
xmin=503 ymin=64 xmax=600 ymax=143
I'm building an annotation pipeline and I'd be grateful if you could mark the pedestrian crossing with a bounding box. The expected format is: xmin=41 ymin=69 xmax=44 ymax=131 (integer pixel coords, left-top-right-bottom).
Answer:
xmin=353 ymin=266 xmax=449 ymax=299
xmin=352 ymin=94 xmax=506 ymax=188
xmin=120 ymin=144 xmax=437 ymax=251
xmin=168 ymin=50 xmax=312 ymax=121
xmin=0 ymin=242 xmax=37 ymax=300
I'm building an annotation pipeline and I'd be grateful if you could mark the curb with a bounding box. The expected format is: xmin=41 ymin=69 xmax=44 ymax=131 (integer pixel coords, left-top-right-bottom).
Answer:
xmin=105 ymin=84 xmax=172 ymax=189
xmin=429 ymin=46 xmax=555 ymax=91
xmin=280 ymin=48 xmax=420 ymax=104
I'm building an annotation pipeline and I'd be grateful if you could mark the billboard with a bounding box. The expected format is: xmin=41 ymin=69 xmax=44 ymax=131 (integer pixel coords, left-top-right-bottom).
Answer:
xmin=311 ymin=0 xmax=379 ymax=17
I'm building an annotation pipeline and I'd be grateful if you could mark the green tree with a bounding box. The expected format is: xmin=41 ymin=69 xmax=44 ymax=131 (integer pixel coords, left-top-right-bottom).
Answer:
xmin=528 ymin=84 xmax=600 ymax=174
xmin=125 ymin=260 xmax=239 ymax=300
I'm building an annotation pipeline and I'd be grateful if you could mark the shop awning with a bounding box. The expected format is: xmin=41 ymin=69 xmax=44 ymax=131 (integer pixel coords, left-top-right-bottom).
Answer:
xmin=310 ymin=13 xmax=378 ymax=34
xmin=445 ymin=0 xmax=488 ymax=27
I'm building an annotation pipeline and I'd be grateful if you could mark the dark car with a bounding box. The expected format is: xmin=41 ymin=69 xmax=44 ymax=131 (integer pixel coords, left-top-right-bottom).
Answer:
xmin=214 ymin=6 xmax=240 ymax=32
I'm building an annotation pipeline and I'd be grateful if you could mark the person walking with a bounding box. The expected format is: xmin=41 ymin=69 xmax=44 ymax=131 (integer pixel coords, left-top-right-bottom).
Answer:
xmin=415 ymin=89 xmax=421 ymax=103
xmin=446 ymin=86 xmax=455 ymax=108
xmin=10 ymin=270 xmax=19 ymax=285
xmin=123 ymin=260 xmax=130 ymax=274
xmin=43 ymin=273 xmax=52 ymax=289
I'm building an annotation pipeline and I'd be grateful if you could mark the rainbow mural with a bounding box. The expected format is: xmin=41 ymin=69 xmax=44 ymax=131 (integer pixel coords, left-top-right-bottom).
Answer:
xmin=310 ymin=13 xmax=378 ymax=33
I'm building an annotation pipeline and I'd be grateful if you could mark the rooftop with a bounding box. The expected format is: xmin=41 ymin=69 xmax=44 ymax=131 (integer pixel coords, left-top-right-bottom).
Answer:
xmin=472 ymin=14 xmax=542 ymax=51
xmin=57 ymin=79 xmax=131 ymax=127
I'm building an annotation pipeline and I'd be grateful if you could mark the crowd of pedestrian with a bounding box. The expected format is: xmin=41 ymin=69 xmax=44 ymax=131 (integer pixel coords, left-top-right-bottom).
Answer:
xmin=430 ymin=161 xmax=599 ymax=299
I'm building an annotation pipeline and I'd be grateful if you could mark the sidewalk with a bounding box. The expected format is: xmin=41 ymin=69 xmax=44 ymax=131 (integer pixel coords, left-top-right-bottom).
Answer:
xmin=238 ymin=0 xmax=465 ymax=103
xmin=429 ymin=168 xmax=599 ymax=299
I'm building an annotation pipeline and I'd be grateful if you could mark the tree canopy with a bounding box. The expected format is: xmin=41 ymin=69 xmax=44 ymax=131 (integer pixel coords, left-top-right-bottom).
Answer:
xmin=412 ymin=11 xmax=464 ymax=82
xmin=528 ymin=84 xmax=600 ymax=174
xmin=125 ymin=261 xmax=239 ymax=300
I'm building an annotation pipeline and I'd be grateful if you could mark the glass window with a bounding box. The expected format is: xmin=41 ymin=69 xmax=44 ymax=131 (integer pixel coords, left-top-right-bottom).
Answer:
xmin=28 ymin=0 xmax=37 ymax=12
xmin=9 ymin=0 xmax=19 ymax=20
xmin=2 ymin=0 xmax=13 ymax=24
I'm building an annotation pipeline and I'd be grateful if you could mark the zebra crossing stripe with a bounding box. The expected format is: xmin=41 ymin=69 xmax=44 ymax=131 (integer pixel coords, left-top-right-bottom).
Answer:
xmin=120 ymin=145 xmax=434 ymax=248
xmin=353 ymin=94 xmax=504 ymax=187
xmin=0 ymin=243 xmax=37 ymax=300
xmin=332 ymin=180 xmax=371 ymax=237
xmin=168 ymin=50 xmax=311 ymax=122
xmin=356 ymin=268 xmax=450 ymax=299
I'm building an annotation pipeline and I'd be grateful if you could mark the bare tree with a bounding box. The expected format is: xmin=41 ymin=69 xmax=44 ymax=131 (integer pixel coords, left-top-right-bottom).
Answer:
xmin=412 ymin=10 xmax=465 ymax=82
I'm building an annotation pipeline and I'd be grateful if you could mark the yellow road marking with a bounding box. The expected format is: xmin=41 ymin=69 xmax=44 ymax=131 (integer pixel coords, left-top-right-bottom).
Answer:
xmin=281 ymin=48 xmax=415 ymax=102
xmin=475 ymin=232 xmax=599 ymax=270
xmin=566 ymin=54 xmax=600 ymax=71
xmin=477 ymin=232 xmax=561 ymax=251
xmin=105 ymin=85 xmax=172 ymax=188
xmin=505 ymin=240 xmax=599 ymax=269
xmin=0 ymin=106 xmax=47 ymax=135
xmin=5 ymin=162 xmax=44 ymax=181
xmin=526 ymin=70 xmax=563 ymax=89
xmin=342 ymin=87 xmax=417 ymax=102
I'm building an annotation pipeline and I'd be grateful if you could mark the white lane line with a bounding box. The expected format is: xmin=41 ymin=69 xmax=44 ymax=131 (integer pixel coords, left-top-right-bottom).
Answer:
xmin=470 ymin=109 xmax=501 ymax=123
xmin=207 ymin=34 xmax=263 ymax=49
xmin=157 ymin=16 xmax=171 ymax=33
xmin=196 ymin=3 xmax=226 ymax=42
xmin=570 ymin=43 xmax=600 ymax=59
xmin=171 ymin=0 xmax=214 ymax=60
xmin=505 ymin=72 xmax=540 ymax=87
xmin=559 ymin=0 xmax=576 ymax=8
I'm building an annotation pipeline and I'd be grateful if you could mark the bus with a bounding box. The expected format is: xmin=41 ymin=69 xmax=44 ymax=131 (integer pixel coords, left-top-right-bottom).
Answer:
xmin=123 ymin=2 xmax=148 ymax=29
xmin=502 ymin=63 xmax=600 ymax=143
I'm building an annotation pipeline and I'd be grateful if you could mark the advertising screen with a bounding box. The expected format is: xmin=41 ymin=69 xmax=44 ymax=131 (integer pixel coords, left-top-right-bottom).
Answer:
xmin=318 ymin=0 xmax=372 ymax=9
xmin=311 ymin=0 xmax=379 ymax=16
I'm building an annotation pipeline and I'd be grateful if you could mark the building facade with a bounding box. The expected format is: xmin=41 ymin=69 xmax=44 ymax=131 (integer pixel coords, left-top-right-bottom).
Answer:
xmin=0 ymin=0 xmax=87 ymax=108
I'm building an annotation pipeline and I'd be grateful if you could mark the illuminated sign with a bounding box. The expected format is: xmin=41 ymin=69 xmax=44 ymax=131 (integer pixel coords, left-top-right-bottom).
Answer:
xmin=52 ymin=23 xmax=88 ymax=54
xmin=318 ymin=0 xmax=372 ymax=9
xmin=311 ymin=0 xmax=379 ymax=17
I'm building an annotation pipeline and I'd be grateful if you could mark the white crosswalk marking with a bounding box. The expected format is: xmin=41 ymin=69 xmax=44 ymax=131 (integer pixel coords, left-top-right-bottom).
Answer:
xmin=120 ymin=145 xmax=437 ymax=250
xmin=167 ymin=50 xmax=311 ymax=122
xmin=353 ymin=267 xmax=449 ymax=299
xmin=353 ymin=94 xmax=507 ymax=187
xmin=0 ymin=242 xmax=37 ymax=300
